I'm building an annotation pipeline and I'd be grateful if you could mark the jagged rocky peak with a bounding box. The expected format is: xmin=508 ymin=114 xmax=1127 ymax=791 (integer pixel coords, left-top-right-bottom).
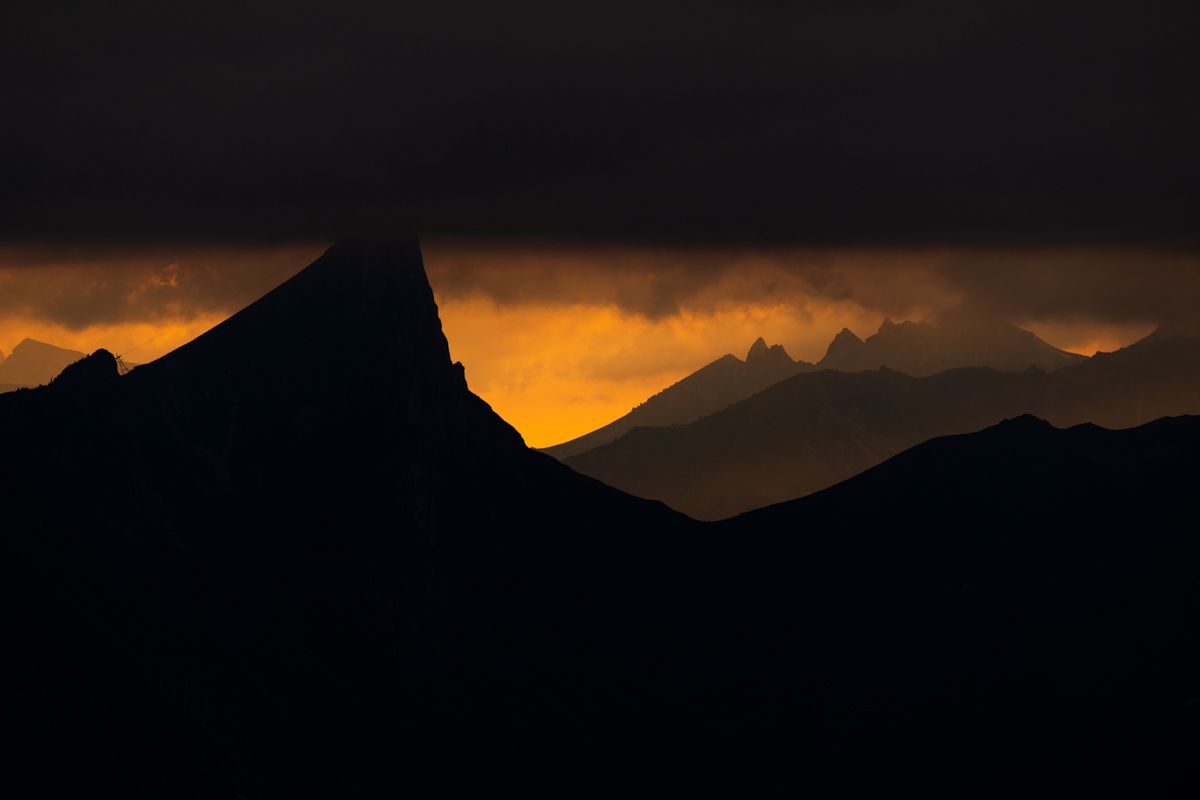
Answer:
xmin=822 ymin=327 xmax=864 ymax=362
xmin=874 ymin=317 xmax=924 ymax=335
xmin=745 ymin=336 xmax=794 ymax=365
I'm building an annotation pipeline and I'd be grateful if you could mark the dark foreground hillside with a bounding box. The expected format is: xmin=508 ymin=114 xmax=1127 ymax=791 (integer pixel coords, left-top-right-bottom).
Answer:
xmin=4 ymin=241 xmax=1198 ymax=797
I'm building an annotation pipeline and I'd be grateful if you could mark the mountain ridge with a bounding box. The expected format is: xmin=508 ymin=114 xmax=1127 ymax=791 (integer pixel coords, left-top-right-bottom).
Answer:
xmin=0 ymin=338 xmax=87 ymax=390
xmin=5 ymin=240 xmax=1199 ymax=795
xmin=545 ymin=315 xmax=1084 ymax=459
xmin=542 ymin=337 xmax=815 ymax=459
xmin=815 ymin=315 xmax=1084 ymax=375
xmin=566 ymin=327 xmax=1200 ymax=519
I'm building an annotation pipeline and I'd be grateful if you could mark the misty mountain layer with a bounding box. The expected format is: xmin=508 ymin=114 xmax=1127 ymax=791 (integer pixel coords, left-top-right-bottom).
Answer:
xmin=566 ymin=329 xmax=1200 ymax=519
xmin=0 ymin=338 xmax=85 ymax=391
xmin=543 ymin=337 xmax=814 ymax=459
xmin=546 ymin=315 xmax=1083 ymax=460
xmin=817 ymin=315 xmax=1084 ymax=375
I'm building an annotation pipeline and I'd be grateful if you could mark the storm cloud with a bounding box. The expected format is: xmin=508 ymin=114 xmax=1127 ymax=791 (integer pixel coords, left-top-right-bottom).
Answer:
xmin=0 ymin=243 xmax=323 ymax=329
xmin=425 ymin=243 xmax=1200 ymax=327
xmin=2 ymin=1 xmax=1197 ymax=244
xmin=2 ymin=242 xmax=1192 ymax=335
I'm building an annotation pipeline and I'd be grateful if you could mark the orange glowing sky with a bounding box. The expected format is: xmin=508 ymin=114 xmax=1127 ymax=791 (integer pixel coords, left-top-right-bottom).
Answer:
xmin=0 ymin=242 xmax=1173 ymax=447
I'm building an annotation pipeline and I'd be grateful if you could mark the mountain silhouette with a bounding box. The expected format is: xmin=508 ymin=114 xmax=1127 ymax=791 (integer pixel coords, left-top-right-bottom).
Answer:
xmin=817 ymin=314 xmax=1084 ymax=375
xmin=5 ymin=241 xmax=1199 ymax=796
xmin=566 ymin=329 xmax=1200 ymax=519
xmin=542 ymin=336 xmax=814 ymax=459
xmin=0 ymin=338 xmax=86 ymax=391
xmin=722 ymin=413 xmax=1200 ymax=795
xmin=545 ymin=315 xmax=1082 ymax=459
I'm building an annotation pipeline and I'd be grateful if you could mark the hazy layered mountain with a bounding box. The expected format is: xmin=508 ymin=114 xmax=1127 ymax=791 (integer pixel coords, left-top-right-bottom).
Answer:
xmin=567 ymin=329 xmax=1200 ymax=519
xmin=817 ymin=315 xmax=1085 ymax=375
xmin=545 ymin=316 xmax=1082 ymax=459
xmin=543 ymin=336 xmax=814 ymax=459
xmin=5 ymin=242 xmax=1198 ymax=795
xmin=0 ymin=338 xmax=86 ymax=390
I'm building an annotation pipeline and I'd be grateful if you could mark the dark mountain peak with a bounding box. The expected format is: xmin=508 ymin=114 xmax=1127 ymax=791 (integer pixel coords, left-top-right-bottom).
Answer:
xmin=51 ymin=349 xmax=119 ymax=392
xmin=0 ymin=337 xmax=87 ymax=388
xmin=544 ymin=336 xmax=810 ymax=459
xmin=817 ymin=313 xmax=1081 ymax=376
xmin=746 ymin=337 xmax=793 ymax=366
xmin=870 ymin=318 xmax=927 ymax=338
xmin=154 ymin=237 xmax=446 ymax=372
xmin=996 ymin=413 xmax=1055 ymax=431
xmin=13 ymin=337 xmax=71 ymax=355
xmin=134 ymin=237 xmax=527 ymax=456
xmin=746 ymin=336 xmax=770 ymax=361
xmin=822 ymin=327 xmax=865 ymax=364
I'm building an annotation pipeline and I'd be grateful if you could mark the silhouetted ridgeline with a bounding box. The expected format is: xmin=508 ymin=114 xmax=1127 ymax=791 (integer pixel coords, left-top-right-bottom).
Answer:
xmin=544 ymin=315 xmax=1084 ymax=460
xmin=4 ymin=241 xmax=1199 ymax=796
xmin=816 ymin=314 xmax=1084 ymax=375
xmin=567 ymin=328 xmax=1200 ymax=519
xmin=543 ymin=336 xmax=815 ymax=459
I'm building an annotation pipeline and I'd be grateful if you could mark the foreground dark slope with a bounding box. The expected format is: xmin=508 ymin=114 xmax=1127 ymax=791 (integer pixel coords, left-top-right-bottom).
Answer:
xmin=4 ymin=242 xmax=1199 ymax=796
xmin=569 ymin=332 xmax=1200 ymax=519
xmin=725 ymin=414 xmax=1200 ymax=792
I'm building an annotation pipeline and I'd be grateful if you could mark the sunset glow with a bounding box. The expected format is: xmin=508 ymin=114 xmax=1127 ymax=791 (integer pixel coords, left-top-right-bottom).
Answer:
xmin=1 ymin=241 xmax=1166 ymax=448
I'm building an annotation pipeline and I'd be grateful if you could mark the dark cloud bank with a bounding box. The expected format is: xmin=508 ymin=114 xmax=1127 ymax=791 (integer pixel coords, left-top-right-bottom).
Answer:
xmin=2 ymin=1 xmax=1198 ymax=245
xmin=3 ymin=243 xmax=1195 ymax=332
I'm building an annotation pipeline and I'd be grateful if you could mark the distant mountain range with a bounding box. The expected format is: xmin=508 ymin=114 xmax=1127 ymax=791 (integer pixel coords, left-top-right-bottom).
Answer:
xmin=0 ymin=338 xmax=86 ymax=391
xmin=5 ymin=241 xmax=1198 ymax=795
xmin=818 ymin=314 xmax=1084 ymax=375
xmin=566 ymin=328 xmax=1200 ymax=519
xmin=544 ymin=316 xmax=1083 ymax=459
xmin=544 ymin=336 xmax=815 ymax=459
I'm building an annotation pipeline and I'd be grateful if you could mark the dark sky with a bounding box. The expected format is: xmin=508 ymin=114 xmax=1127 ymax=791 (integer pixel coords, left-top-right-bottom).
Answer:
xmin=3 ymin=0 xmax=1198 ymax=244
